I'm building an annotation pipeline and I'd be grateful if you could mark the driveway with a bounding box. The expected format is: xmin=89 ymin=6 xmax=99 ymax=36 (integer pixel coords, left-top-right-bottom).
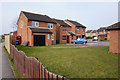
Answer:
xmin=0 ymin=43 xmax=14 ymax=79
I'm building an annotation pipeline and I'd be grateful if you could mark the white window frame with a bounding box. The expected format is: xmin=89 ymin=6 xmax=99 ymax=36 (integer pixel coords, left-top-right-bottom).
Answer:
xmin=48 ymin=23 xmax=53 ymax=29
xmin=48 ymin=34 xmax=50 ymax=39
xmin=63 ymin=27 xmax=66 ymax=31
xmin=52 ymin=34 xmax=54 ymax=40
xmin=77 ymin=27 xmax=80 ymax=31
xmin=32 ymin=21 xmax=39 ymax=27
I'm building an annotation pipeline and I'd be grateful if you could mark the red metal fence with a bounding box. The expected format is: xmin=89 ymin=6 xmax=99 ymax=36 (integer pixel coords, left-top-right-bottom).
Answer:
xmin=10 ymin=44 xmax=68 ymax=80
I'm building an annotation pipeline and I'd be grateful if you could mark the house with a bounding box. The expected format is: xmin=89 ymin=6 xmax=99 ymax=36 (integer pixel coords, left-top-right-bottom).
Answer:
xmin=97 ymin=27 xmax=107 ymax=40
xmin=86 ymin=30 xmax=97 ymax=39
xmin=107 ymin=22 xmax=120 ymax=53
xmin=64 ymin=19 xmax=86 ymax=40
xmin=53 ymin=19 xmax=72 ymax=44
xmin=17 ymin=11 xmax=57 ymax=46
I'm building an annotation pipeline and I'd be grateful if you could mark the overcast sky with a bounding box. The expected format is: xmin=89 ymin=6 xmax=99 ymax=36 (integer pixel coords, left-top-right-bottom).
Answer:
xmin=1 ymin=2 xmax=118 ymax=35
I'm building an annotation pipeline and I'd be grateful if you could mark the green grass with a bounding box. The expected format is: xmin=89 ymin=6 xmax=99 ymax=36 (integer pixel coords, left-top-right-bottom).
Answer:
xmin=4 ymin=46 xmax=23 ymax=78
xmin=16 ymin=45 xmax=118 ymax=78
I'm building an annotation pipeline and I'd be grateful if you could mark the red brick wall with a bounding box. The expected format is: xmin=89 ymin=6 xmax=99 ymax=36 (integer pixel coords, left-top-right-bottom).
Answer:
xmin=28 ymin=20 xmax=56 ymax=45
xmin=109 ymin=30 xmax=120 ymax=53
xmin=17 ymin=12 xmax=56 ymax=46
xmin=59 ymin=26 xmax=71 ymax=44
xmin=64 ymin=20 xmax=86 ymax=39
xmin=17 ymin=12 xmax=28 ymax=42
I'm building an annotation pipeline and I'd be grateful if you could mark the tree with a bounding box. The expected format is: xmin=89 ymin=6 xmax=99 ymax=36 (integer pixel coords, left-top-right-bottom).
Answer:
xmin=11 ymin=17 xmax=18 ymax=32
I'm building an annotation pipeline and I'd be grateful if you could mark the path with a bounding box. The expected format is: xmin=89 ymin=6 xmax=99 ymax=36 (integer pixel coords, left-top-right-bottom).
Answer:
xmin=0 ymin=43 xmax=14 ymax=79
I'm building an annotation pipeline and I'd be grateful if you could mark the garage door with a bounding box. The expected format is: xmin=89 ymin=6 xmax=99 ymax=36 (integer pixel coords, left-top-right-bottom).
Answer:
xmin=34 ymin=35 xmax=45 ymax=46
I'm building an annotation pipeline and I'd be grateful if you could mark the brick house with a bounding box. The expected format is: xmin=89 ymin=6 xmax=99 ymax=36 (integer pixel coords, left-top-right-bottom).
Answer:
xmin=107 ymin=22 xmax=120 ymax=53
xmin=86 ymin=30 xmax=97 ymax=39
xmin=97 ymin=27 xmax=110 ymax=40
xmin=17 ymin=11 xmax=57 ymax=46
xmin=53 ymin=19 xmax=72 ymax=44
xmin=64 ymin=19 xmax=86 ymax=40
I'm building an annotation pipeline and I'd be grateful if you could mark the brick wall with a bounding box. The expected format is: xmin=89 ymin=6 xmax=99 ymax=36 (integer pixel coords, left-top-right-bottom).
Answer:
xmin=17 ymin=12 xmax=56 ymax=46
xmin=64 ymin=20 xmax=86 ymax=39
xmin=27 ymin=20 xmax=57 ymax=45
xmin=17 ymin=12 xmax=28 ymax=42
xmin=109 ymin=30 xmax=120 ymax=53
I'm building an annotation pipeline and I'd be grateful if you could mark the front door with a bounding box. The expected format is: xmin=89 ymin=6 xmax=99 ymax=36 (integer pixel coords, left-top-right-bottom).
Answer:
xmin=34 ymin=35 xmax=45 ymax=46
xmin=67 ymin=36 xmax=69 ymax=43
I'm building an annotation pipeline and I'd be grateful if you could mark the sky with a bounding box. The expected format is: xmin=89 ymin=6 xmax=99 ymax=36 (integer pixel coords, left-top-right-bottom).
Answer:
xmin=0 ymin=2 xmax=118 ymax=35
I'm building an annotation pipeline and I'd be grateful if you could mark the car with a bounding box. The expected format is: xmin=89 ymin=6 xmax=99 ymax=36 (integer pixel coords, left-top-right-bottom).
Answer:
xmin=92 ymin=37 xmax=98 ymax=41
xmin=72 ymin=38 xmax=87 ymax=44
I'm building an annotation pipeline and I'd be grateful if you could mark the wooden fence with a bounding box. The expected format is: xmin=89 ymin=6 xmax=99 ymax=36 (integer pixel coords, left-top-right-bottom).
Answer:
xmin=10 ymin=44 xmax=69 ymax=80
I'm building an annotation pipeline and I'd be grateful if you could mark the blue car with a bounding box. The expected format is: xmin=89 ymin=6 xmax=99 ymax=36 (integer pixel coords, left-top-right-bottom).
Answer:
xmin=72 ymin=38 xmax=87 ymax=44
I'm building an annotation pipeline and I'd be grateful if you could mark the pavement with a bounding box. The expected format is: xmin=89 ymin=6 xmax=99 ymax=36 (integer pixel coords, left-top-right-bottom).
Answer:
xmin=0 ymin=43 xmax=14 ymax=79
xmin=51 ymin=42 xmax=109 ymax=48
xmin=87 ymin=41 xmax=109 ymax=46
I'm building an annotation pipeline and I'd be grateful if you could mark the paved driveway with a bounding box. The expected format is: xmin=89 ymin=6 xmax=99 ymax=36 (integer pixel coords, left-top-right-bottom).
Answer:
xmin=0 ymin=43 xmax=14 ymax=79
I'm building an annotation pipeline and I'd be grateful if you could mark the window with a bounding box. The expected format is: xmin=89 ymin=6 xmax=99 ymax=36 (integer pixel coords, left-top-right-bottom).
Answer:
xmin=62 ymin=35 xmax=66 ymax=40
xmin=63 ymin=27 xmax=66 ymax=31
xmin=32 ymin=21 xmax=39 ymax=27
xmin=82 ymin=28 xmax=84 ymax=32
xmin=48 ymin=23 xmax=53 ymax=29
xmin=52 ymin=34 xmax=54 ymax=40
xmin=21 ymin=23 xmax=23 ymax=28
xmin=77 ymin=27 xmax=80 ymax=31
xmin=103 ymin=30 xmax=106 ymax=34
xmin=48 ymin=34 xmax=50 ymax=39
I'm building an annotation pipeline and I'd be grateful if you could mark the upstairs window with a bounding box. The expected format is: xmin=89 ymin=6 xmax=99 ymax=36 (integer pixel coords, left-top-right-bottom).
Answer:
xmin=103 ymin=30 xmax=106 ymax=34
xmin=48 ymin=23 xmax=53 ymax=29
xmin=32 ymin=21 xmax=39 ymax=27
xmin=63 ymin=27 xmax=66 ymax=31
xmin=82 ymin=28 xmax=84 ymax=32
xmin=77 ymin=27 xmax=80 ymax=31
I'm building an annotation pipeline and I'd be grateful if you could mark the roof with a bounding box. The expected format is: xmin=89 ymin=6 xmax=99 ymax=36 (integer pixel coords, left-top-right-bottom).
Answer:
xmin=53 ymin=19 xmax=71 ymax=27
xmin=98 ymin=34 xmax=107 ymax=36
xmin=86 ymin=30 xmax=92 ymax=33
xmin=67 ymin=31 xmax=76 ymax=35
xmin=29 ymin=27 xmax=52 ymax=33
xmin=22 ymin=11 xmax=56 ymax=23
xmin=67 ymin=19 xmax=86 ymax=28
xmin=97 ymin=27 xmax=107 ymax=32
xmin=107 ymin=22 xmax=120 ymax=30
xmin=92 ymin=30 xmax=97 ymax=33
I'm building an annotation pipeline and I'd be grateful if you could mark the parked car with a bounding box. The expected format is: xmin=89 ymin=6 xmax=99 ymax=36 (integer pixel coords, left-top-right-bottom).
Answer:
xmin=92 ymin=37 xmax=98 ymax=41
xmin=72 ymin=38 xmax=87 ymax=44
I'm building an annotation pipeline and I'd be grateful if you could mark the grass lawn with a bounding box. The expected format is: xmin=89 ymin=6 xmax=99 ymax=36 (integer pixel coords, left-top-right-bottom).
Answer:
xmin=16 ymin=45 xmax=118 ymax=78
